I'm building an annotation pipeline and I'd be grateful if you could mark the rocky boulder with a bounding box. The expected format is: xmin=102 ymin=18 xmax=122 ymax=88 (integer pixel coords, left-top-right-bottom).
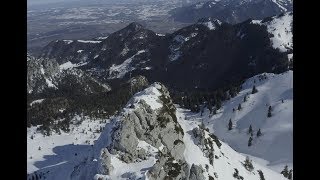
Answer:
xmin=189 ymin=164 xmax=205 ymax=180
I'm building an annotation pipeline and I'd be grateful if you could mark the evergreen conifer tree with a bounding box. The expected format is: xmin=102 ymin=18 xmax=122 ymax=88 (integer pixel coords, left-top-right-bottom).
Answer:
xmin=248 ymin=136 xmax=253 ymax=146
xmin=216 ymin=100 xmax=222 ymax=110
xmin=252 ymin=85 xmax=258 ymax=94
xmin=213 ymin=108 xmax=217 ymax=115
xmin=257 ymin=170 xmax=265 ymax=180
xmin=281 ymin=165 xmax=289 ymax=178
xmin=208 ymin=103 xmax=213 ymax=114
xmin=243 ymin=95 xmax=247 ymax=102
xmin=257 ymin=128 xmax=262 ymax=137
xmin=228 ymin=119 xmax=233 ymax=131
xmin=288 ymin=169 xmax=293 ymax=180
xmin=267 ymin=106 xmax=272 ymax=117
xmin=243 ymin=156 xmax=254 ymax=171
xmin=248 ymin=125 xmax=253 ymax=134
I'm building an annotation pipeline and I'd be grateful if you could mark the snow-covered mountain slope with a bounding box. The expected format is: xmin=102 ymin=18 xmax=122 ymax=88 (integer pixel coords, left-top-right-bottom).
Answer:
xmin=251 ymin=12 xmax=293 ymax=53
xmin=186 ymin=70 xmax=293 ymax=172
xmin=38 ymin=14 xmax=291 ymax=91
xmin=27 ymin=54 xmax=111 ymax=95
xmin=176 ymin=108 xmax=288 ymax=180
xmin=27 ymin=116 xmax=112 ymax=179
xmin=27 ymin=80 xmax=290 ymax=179
xmin=27 ymin=54 xmax=60 ymax=93
xmin=196 ymin=17 xmax=222 ymax=30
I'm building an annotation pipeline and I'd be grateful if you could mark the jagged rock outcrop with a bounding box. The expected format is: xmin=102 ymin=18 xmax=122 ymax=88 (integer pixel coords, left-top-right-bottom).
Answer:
xmin=64 ymin=82 xmax=288 ymax=180
xmin=192 ymin=124 xmax=222 ymax=166
xmin=96 ymin=83 xmax=191 ymax=179
xmin=98 ymin=148 xmax=114 ymax=175
xmin=27 ymin=55 xmax=60 ymax=94
xmin=189 ymin=164 xmax=205 ymax=180
xmin=108 ymin=83 xmax=185 ymax=161
xmin=27 ymin=54 xmax=111 ymax=96
xmin=129 ymin=75 xmax=149 ymax=92
xmin=147 ymin=155 xmax=189 ymax=180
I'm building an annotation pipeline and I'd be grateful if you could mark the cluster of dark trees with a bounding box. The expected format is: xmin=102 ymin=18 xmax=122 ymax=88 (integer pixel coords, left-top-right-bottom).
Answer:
xmin=281 ymin=165 xmax=293 ymax=179
xmin=171 ymin=82 xmax=243 ymax=113
xmin=257 ymin=170 xmax=265 ymax=180
xmin=233 ymin=168 xmax=244 ymax=180
xmin=267 ymin=105 xmax=272 ymax=117
xmin=27 ymin=171 xmax=46 ymax=180
xmin=247 ymin=124 xmax=262 ymax=147
xmin=243 ymin=156 xmax=254 ymax=172
xmin=27 ymin=78 xmax=148 ymax=135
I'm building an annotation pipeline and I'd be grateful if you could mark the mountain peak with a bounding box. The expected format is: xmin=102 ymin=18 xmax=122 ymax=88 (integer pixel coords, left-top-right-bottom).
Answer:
xmin=197 ymin=17 xmax=222 ymax=30
xmin=126 ymin=22 xmax=144 ymax=32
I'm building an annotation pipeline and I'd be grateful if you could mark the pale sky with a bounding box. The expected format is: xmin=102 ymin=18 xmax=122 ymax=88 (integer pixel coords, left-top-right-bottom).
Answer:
xmin=27 ymin=0 xmax=88 ymax=6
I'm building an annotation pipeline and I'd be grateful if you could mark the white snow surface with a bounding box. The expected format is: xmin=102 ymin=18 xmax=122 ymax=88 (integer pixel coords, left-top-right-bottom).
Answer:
xmin=45 ymin=78 xmax=57 ymax=89
xmin=190 ymin=70 xmax=293 ymax=171
xmin=124 ymin=82 xmax=163 ymax=111
xmin=203 ymin=21 xmax=216 ymax=30
xmin=63 ymin=40 xmax=73 ymax=44
xmin=252 ymin=12 xmax=292 ymax=52
xmin=59 ymin=61 xmax=88 ymax=70
xmin=176 ymin=108 xmax=287 ymax=180
xmin=88 ymin=81 xmax=286 ymax=180
xmin=27 ymin=72 xmax=292 ymax=179
xmin=265 ymin=13 xmax=292 ymax=52
xmin=96 ymin=36 xmax=109 ymax=40
xmin=156 ymin=33 xmax=165 ymax=36
xmin=105 ymin=140 xmax=158 ymax=180
xmin=198 ymin=19 xmax=222 ymax=30
xmin=77 ymin=40 xmax=102 ymax=44
xmin=108 ymin=50 xmax=146 ymax=79
xmin=27 ymin=116 xmax=111 ymax=176
xmin=30 ymin=99 xmax=45 ymax=106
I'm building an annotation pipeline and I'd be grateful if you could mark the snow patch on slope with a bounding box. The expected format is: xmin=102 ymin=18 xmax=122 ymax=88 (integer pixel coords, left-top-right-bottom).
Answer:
xmin=125 ymin=82 xmax=163 ymax=111
xmin=59 ymin=61 xmax=88 ymax=70
xmin=197 ymin=18 xmax=222 ymax=30
xmin=108 ymin=50 xmax=146 ymax=79
xmin=30 ymin=99 xmax=45 ymax=106
xmin=193 ymin=70 xmax=293 ymax=171
xmin=45 ymin=78 xmax=57 ymax=89
xmin=265 ymin=13 xmax=292 ymax=52
xmin=27 ymin=116 xmax=111 ymax=174
xmin=252 ymin=12 xmax=292 ymax=52
xmin=77 ymin=40 xmax=102 ymax=44
xmin=63 ymin=40 xmax=73 ymax=44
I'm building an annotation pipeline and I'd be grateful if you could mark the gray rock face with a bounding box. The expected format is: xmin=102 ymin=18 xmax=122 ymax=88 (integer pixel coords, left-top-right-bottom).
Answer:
xmin=101 ymin=83 xmax=191 ymax=179
xmin=27 ymin=54 xmax=111 ymax=95
xmin=27 ymin=55 xmax=60 ymax=93
xmin=109 ymin=84 xmax=185 ymax=160
xmin=98 ymin=148 xmax=114 ymax=175
xmin=189 ymin=164 xmax=205 ymax=180
xmin=148 ymin=155 xmax=189 ymax=180
xmin=129 ymin=75 xmax=149 ymax=92
xmin=192 ymin=125 xmax=217 ymax=166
